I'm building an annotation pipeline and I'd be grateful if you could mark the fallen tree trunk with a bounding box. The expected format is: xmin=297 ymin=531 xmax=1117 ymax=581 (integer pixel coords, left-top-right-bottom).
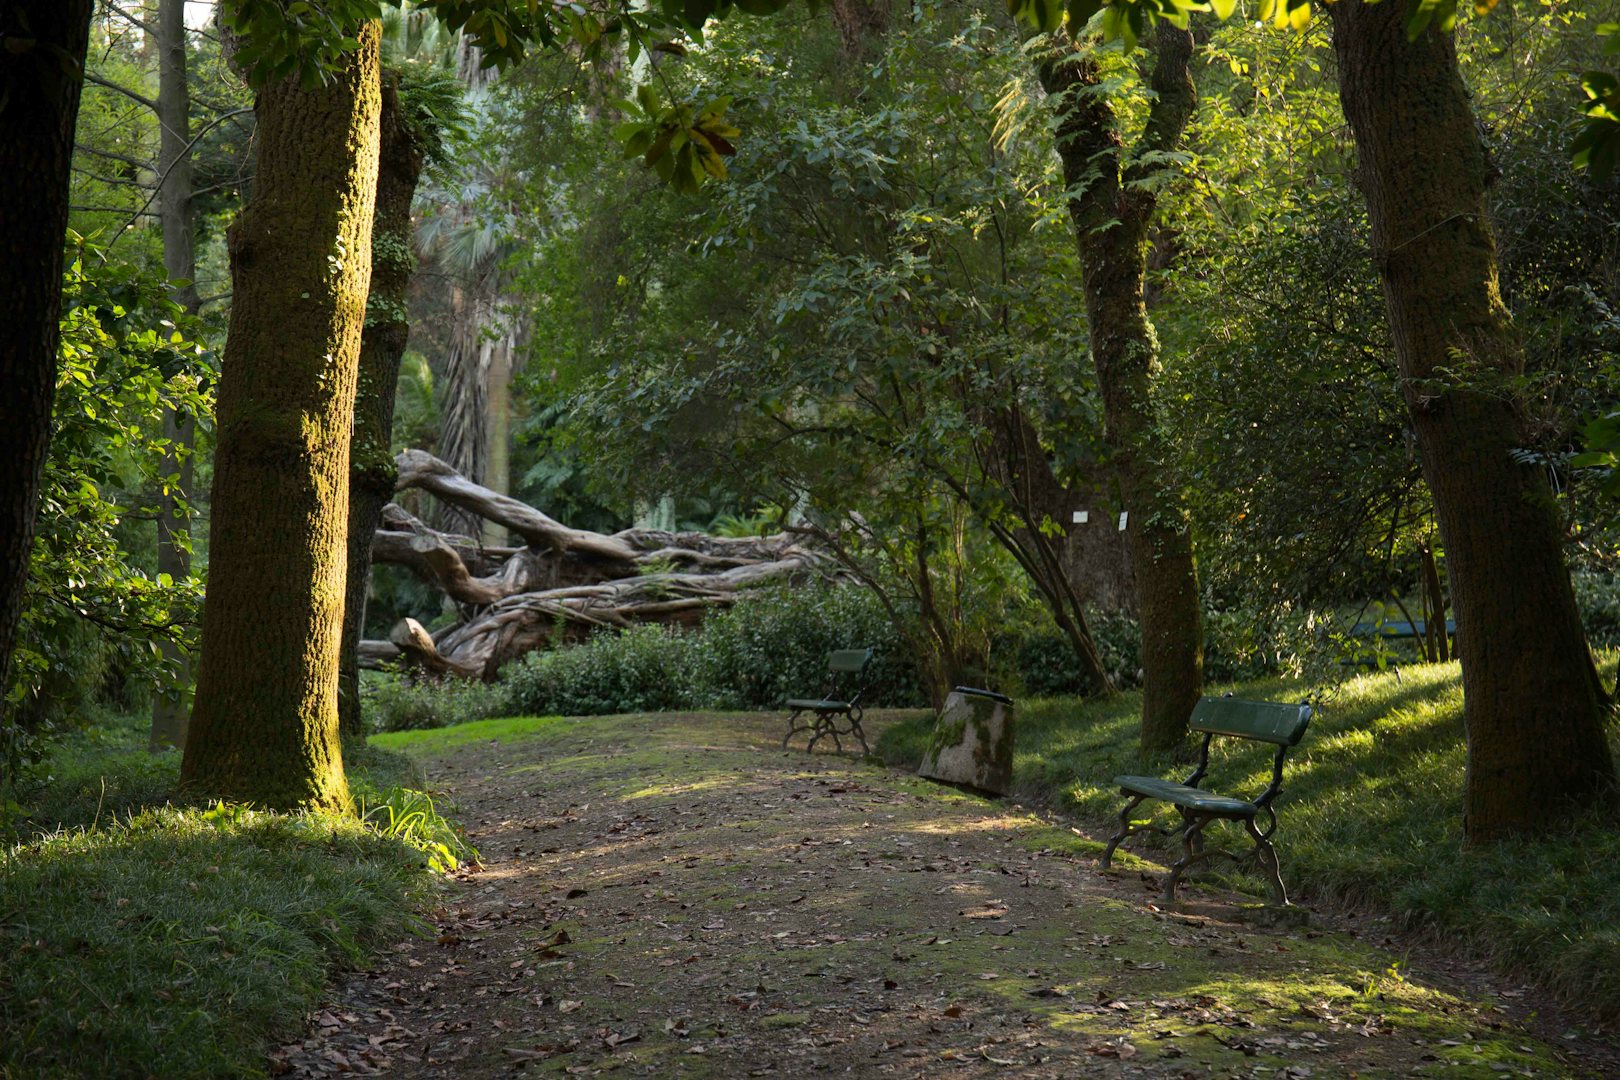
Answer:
xmin=361 ymin=451 xmax=830 ymax=679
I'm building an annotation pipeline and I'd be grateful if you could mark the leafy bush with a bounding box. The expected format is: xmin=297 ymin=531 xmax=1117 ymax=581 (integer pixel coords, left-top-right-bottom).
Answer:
xmin=362 ymin=668 xmax=512 ymax=732
xmin=1573 ymin=570 xmax=1620 ymax=648
xmin=501 ymin=583 xmax=925 ymax=719
xmin=1003 ymin=604 xmax=1336 ymax=698
xmin=684 ymin=582 xmax=921 ymax=710
xmin=505 ymin=623 xmax=697 ymax=718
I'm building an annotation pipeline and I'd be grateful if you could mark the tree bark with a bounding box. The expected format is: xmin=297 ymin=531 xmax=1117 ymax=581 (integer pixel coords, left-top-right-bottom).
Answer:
xmin=1329 ymin=0 xmax=1615 ymax=840
xmin=182 ymin=22 xmax=383 ymax=812
xmin=0 ymin=1 xmax=93 ymax=702
xmin=1039 ymin=27 xmax=1204 ymax=752
xmin=150 ymin=0 xmax=199 ymax=751
xmin=339 ymin=73 xmax=426 ymax=740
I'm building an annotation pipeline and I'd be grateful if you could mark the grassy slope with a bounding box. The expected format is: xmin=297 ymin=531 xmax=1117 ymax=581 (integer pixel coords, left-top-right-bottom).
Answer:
xmin=1 ymin=718 xmax=438 ymax=1079
xmin=878 ymin=662 xmax=1620 ymax=1017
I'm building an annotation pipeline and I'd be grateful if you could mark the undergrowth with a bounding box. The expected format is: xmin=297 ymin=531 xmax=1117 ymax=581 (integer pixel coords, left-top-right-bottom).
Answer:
xmin=876 ymin=660 xmax=1620 ymax=1018
xmin=0 ymin=714 xmax=463 ymax=1078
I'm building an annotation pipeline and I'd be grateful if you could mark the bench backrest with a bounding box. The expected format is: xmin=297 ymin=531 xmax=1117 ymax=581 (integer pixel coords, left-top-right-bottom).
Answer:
xmin=828 ymin=648 xmax=873 ymax=674
xmin=1191 ymin=696 xmax=1311 ymax=747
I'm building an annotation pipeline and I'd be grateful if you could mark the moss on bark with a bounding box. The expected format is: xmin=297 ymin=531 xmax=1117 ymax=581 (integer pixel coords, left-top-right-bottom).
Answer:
xmin=182 ymin=22 xmax=385 ymax=813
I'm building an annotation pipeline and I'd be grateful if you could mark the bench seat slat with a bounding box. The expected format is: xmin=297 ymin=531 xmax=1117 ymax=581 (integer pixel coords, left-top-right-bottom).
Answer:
xmin=785 ymin=697 xmax=853 ymax=712
xmin=1112 ymin=775 xmax=1258 ymax=817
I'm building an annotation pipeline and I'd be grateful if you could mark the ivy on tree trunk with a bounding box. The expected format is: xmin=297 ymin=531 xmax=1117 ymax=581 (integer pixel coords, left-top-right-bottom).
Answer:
xmin=1039 ymin=26 xmax=1205 ymax=753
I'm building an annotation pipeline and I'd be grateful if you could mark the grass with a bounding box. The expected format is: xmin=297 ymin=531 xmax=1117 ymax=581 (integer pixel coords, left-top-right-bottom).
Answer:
xmin=876 ymin=660 xmax=1620 ymax=1019
xmin=0 ymin=715 xmax=455 ymax=1079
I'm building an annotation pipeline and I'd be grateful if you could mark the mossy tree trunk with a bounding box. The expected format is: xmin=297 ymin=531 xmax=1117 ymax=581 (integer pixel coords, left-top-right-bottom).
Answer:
xmin=339 ymin=74 xmax=426 ymax=741
xmin=1039 ymin=27 xmax=1204 ymax=753
xmin=0 ymin=1 xmax=93 ymax=699
xmin=1329 ymin=0 xmax=1615 ymax=841
xmin=181 ymin=22 xmax=383 ymax=812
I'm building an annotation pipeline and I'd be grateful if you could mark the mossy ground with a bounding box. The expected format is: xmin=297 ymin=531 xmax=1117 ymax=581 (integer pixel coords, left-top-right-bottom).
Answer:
xmin=877 ymin=660 xmax=1620 ymax=1022
xmin=283 ymin=710 xmax=1596 ymax=1078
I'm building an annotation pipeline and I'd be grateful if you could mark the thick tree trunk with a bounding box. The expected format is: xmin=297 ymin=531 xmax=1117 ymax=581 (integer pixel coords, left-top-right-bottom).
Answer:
xmin=1330 ymin=0 xmax=1615 ymax=841
xmin=1040 ymin=27 xmax=1204 ymax=752
xmin=150 ymin=0 xmax=199 ymax=751
xmin=339 ymin=74 xmax=426 ymax=740
xmin=0 ymin=1 xmax=92 ymax=701
xmin=182 ymin=22 xmax=383 ymax=812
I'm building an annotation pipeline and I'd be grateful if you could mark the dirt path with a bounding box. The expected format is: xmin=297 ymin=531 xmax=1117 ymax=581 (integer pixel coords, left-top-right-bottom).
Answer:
xmin=276 ymin=713 xmax=1595 ymax=1079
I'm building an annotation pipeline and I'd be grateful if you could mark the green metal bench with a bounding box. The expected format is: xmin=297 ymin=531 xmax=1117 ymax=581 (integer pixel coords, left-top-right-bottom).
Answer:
xmin=782 ymin=648 xmax=873 ymax=755
xmin=1100 ymin=695 xmax=1312 ymax=905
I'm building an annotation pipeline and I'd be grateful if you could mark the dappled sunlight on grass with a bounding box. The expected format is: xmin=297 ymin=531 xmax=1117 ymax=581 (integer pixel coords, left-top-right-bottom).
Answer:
xmin=623 ymin=776 xmax=738 ymax=800
xmin=876 ymin=655 xmax=1620 ymax=1014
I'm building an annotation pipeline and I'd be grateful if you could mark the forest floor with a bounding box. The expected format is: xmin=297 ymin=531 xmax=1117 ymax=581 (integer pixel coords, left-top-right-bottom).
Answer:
xmin=276 ymin=711 xmax=1606 ymax=1079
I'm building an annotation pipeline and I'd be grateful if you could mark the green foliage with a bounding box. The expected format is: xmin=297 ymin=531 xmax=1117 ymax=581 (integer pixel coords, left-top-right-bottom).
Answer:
xmin=614 ymin=86 xmax=741 ymax=193
xmin=505 ymin=623 xmax=698 ymax=718
xmin=683 ymin=582 xmax=922 ymax=709
xmin=1572 ymin=570 xmax=1620 ymax=648
xmin=1571 ymin=24 xmax=1620 ymax=179
xmin=498 ymin=583 xmax=925 ymax=721
xmin=353 ymin=781 xmax=478 ymax=872
xmin=362 ymin=668 xmax=512 ymax=731
xmin=877 ymin=659 xmax=1620 ymax=1013
xmin=6 ymin=246 xmax=215 ymax=788
xmin=1007 ymin=604 xmax=1337 ymax=697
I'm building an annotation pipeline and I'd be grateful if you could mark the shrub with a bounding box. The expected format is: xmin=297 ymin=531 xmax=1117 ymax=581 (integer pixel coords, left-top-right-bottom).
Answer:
xmin=684 ymin=582 xmax=922 ymax=709
xmin=505 ymin=623 xmax=697 ymax=717
xmin=1002 ymin=604 xmax=1336 ymax=698
xmin=362 ymin=669 xmax=512 ymax=733
xmin=500 ymin=583 xmax=926 ymax=718
xmin=1574 ymin=570 xmax=1620 ymax=648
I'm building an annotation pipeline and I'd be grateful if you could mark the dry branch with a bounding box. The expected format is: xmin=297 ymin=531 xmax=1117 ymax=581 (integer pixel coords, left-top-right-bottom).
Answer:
xmin=361 ymin=451 xmax=830 ymax=679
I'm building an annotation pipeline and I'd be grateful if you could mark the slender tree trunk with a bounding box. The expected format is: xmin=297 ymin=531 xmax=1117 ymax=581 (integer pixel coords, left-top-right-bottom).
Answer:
xmin=0 ymin=1 xmax=93 ymax=699
xmin=150 ymin=0 xmax=199 ymax=751
xmin=983 ymin=405 xmax=1113 ymax=692
xmin=1039 ymin=27 xmax=1204 ymax=752
xmin=182 ymin=22 xmax=383 ymax=811
xmin=339 ymin=74 xmax=425 ymax=740
xmin=1330 ymin=0 xmax=1615 ymax=841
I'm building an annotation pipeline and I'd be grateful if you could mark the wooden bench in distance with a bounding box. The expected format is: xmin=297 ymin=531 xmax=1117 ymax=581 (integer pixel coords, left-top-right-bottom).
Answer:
xmin=1100 ymin=695 xmax=1312 ymax=906
xmin=782 ymin=648 xmax=874 ymax=755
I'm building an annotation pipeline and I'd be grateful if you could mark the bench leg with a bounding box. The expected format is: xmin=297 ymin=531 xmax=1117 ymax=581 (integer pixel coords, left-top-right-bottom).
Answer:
xmin=1099 ymin=795 xmax=1147 ymax=869
xmin=782 ymin=710 xmax=808 ymax=750
xmin=848 ymin=708 xmax=869 ymax=756
xmin=1161 ymin=814 xmax=1215 ymax=904
xmin=1245 ymin=816 xmax=1289 ymax=906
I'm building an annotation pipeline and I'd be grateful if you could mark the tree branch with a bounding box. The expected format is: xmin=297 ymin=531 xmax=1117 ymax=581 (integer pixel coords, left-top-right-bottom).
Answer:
xmin=84 ymin=70 xmax=159 ymax=113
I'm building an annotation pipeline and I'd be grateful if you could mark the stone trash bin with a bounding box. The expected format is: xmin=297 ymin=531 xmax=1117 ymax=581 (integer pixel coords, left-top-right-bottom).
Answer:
xmin=918 ymin=686 xmax=1015 ymax=795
